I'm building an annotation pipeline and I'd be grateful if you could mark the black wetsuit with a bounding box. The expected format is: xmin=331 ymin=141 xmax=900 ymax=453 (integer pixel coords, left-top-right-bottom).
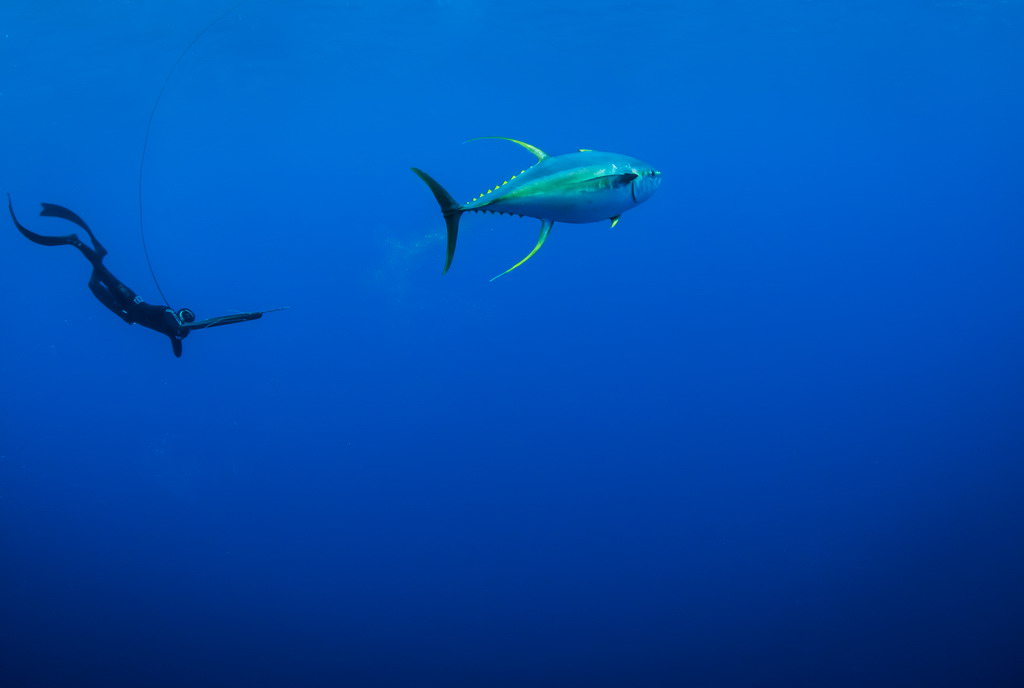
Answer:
xmin=8 ymin=195 xmax=189 ymax=357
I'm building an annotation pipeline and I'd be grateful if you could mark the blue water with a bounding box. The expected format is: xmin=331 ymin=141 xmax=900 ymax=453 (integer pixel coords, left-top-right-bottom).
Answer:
xmin=2 ymin=1 xmax=1023 ymax=685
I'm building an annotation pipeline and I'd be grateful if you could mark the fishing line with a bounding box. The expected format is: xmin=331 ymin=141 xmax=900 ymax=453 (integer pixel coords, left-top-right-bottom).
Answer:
xmin=137 ymin=0 xmax=256 ymax=306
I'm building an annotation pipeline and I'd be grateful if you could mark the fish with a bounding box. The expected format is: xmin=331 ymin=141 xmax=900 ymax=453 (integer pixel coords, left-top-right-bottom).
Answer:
xmin=411 ymin=137 xmax=662 ymax=280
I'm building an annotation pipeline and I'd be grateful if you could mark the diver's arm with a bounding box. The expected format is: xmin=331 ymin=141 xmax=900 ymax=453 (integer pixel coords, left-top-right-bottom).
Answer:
xmin=182 ymin=308 xmax=287 ymax=331
xmin=171 ymin=337 xmax=183 ymax=358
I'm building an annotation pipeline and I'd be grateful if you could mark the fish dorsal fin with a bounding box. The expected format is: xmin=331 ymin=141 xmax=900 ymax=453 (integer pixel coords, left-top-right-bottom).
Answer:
xmin=466 ymin=136 xmax=549 ymax=161
xmin=610 ymin=215 xmax=621 ymax=228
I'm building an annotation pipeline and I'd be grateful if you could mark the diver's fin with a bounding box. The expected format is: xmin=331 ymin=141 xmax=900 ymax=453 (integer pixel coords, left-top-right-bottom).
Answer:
xmin=8 ymin=194 xmax=77 ymax=247
xmin=411 ymin=167 xmax=464 ymax=274
xmin=490 ymin=219 xmax=554 ymax=282
xmin=40 ymin=202 xmax=105 ymax=255
xmin=465 ymin=137 xmax=549 ymax=161
xmin=578 ymin=148 xmax=593 ymax=152
xmin=610 ymin=215 xmax=621 ymax=228
xmin=39 ymin=203 xmax=93 ymax=233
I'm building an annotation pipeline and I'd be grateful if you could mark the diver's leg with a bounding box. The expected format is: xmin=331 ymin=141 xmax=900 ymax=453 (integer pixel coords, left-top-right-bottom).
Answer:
xmin=88 ymin=271 xmax=133 ymax=323
xmin=92 ymin=263 xmax=139 ymax=311
xmin=95 ymin=266 xmax=138 ymax=308
xmin=38 ymin=202 xmax=106 ymax=257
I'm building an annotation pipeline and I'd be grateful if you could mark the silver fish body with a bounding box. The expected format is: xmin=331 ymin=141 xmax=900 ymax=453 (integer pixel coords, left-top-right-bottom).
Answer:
xmin=412 ymin=138 xmax=661 ymax=280
xmin=465 ymin=151 xmax=661 ymax=224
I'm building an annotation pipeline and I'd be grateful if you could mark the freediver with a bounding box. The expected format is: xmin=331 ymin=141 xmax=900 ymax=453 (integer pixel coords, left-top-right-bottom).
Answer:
xmin=7 ymin=194 xmax=275 ymax=357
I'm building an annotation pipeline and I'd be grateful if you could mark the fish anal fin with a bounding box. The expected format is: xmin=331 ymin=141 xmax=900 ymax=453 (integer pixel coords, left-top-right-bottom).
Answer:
xmin=610 ymin=215 xmax=621 ymax=229
xmin=490 ymin=219 xmax=554 ymax=281
xmin=465 ymin=136 xmax=549 ymax=161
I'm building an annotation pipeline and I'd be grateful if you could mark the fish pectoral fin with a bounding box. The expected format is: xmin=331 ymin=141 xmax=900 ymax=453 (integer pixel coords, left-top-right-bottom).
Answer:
xmin=610 ymin=215 xmax=621 ymax=229
xmin=490 ymin=220 xmax=554 ymax=282
xmin=465 ymin=136 xmax=550 ymax=161
xmin=581 ymin=173 xmax=638 ymax=188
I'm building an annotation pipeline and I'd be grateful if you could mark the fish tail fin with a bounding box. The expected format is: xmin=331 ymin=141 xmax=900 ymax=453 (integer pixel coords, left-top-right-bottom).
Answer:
xmin=411 ymin=167 xmax=463 ymax=274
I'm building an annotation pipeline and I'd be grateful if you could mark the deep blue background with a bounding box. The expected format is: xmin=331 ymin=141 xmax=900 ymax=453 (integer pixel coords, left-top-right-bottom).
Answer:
xmin=2 ymin=1 xmax=1023 ymax=686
